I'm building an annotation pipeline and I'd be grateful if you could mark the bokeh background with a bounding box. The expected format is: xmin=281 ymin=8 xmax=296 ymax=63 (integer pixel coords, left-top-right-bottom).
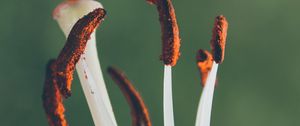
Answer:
xmin=1 ymin=0 xmax=300 ymax=125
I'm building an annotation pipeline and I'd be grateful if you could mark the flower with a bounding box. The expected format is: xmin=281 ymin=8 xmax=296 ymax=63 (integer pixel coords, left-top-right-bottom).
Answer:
xmin=42 ymin=0 xmax=228 ymax=126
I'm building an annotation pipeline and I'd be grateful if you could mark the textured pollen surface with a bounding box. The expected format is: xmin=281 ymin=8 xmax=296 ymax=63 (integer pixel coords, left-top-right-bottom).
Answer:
xmin=53 ymin=8 xmax=106 ymax=98
xmin=210 ymin=15 xmax=228 ymax=64
xmin=42 ymin=60 xmax=68 ymax=126
xmin=43 ymin=8 xmax=106 ymax=125
xmin=148 ymin=0 xmax=181 ymax=66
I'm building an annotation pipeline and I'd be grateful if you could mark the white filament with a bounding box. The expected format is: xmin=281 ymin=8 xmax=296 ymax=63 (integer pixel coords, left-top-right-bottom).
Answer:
xmin=195 ymin=62 xmax=219 ymax=126
xmin=79 ymin=58 xmax=117 ymax=126
xmin=53 ymin=0 xmax=117 ymax=126
xmin=164 ymin=65 xmax=175 ymax=126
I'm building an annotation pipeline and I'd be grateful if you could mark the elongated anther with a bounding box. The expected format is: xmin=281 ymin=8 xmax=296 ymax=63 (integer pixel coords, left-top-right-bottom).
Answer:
xmin=196 ymin=49 xmax=213 ymax=87
xmin=107 ymin=67 xmax=152 ymax=126
xmin=147 ymin=0 xmax=181 ymax=66
xmin=53 ymin=8 xmax=106 ymax=97
xmin=210 ymin=15 xmax=228 ymax=64
xmin=42 ymin=60 xmax=68 ymax=126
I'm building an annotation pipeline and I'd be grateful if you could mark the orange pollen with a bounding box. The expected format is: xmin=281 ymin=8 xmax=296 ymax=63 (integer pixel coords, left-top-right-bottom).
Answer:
xmin=42 ymin=8 xmax=107 ymax=125
xmin=52 ymin=8 xmax=106 ymax=98
xmin=196 ymin=49 xmax=213 ymax=87
xmin=148 ymin=0 xmax=181 ymax=66
xmin=42 ymin=60 xmax=68 ymax=126
xmin=210 ymin=15 xmax=228 ymax=64
xmin=107 ymin=67 xmax=152 ymax=126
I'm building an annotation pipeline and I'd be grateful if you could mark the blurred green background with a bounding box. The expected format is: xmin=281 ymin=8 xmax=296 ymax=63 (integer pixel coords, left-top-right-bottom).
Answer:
xmin=1 ymin=0 xmax=300 ymax=125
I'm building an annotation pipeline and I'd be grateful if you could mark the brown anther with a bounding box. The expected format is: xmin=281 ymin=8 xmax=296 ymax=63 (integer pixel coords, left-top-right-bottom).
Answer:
xmin=148 ymin=0 xmax=181 ymax=66
xmin=107 ymin=67 xmax=152 ymax=126
xmin=42 ymin=60 xmax=68 ymax=126
xmin=53 ymin=8 xmax=106 ymax=98
xmin=196 ymin=49 xmax=213 ymax=87
xmin=210 ymin=15 xmax=228 ymax=64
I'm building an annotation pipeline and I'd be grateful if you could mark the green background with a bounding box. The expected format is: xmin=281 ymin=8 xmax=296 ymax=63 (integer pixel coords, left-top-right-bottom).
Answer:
xmin=1 ymin=0 xmax=300 ymax=125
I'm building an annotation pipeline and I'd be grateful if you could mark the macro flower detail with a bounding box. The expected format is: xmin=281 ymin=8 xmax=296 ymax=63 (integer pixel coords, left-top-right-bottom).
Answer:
xmin=53 ymin=8 xmax=106 ymax=98
xmin=147 ymin=0 xmax=181 ymax=66
xmin=147 ymin=0 xmax=181 ymax=125
xmin=52 ymin=0 xmax=117 ymax=126
xmin=42 ymin=0 xmax=229 ymax=126
xmin=210 ymin=15 xmax=228 ymax=64
xmin=42 ymin=8 xmax=106 ymax=126
xmin=195 ymin=16 xmax=228 ymax=126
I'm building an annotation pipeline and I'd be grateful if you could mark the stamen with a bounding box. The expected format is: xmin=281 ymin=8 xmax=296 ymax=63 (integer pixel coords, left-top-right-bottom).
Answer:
xmin=195 ymin=15 xmax=229 ymax=126
xmin=148 ymin=0 xmax=181 ymax=66
xmin=42 ymin=60 xmax=68 ymax=126
xmin=196 ymin=49 xmax=213 ymax=87
xmin=52 ymin=8 xmax=106 ymax=98
xmin=53 ymin=1 xmax=118 ymax=125
xmin=195 ymin=62 xmax=218 ymax=126
xmin=107 ymin=67 xmax=152 ymax=126
xmin=148 ymin=1 xmax=181 ymax=125
xmin=210 ymin=15 xmax=228 ymax=64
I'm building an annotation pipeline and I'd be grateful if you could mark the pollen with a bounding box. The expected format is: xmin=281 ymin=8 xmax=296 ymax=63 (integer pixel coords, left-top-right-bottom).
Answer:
xmin=196 ymin=49 xmax=213 ymax=87
xmin=42 ymin=60 xmax=68 ymax=126
xmin=148 ymin=0 xmax=181 ymax=66
xmin=42 ymin=8 xmax=107 ymax=125
xmin=52 ymin=8 xmax=106 ymax=98
xmin=210 ymin=15 xmax=228 ymax=64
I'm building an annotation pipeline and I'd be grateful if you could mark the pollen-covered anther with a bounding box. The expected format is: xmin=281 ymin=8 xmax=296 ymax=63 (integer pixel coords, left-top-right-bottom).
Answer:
xmin=53 ymin=8 xmax=106 ymax=98
xmin=107 ymin=67 xmax=152 ymax=126
xmin=210 ymin=15 xmax=228 ymax=64
xmin=196 ymin=49 xmax=213 ymax=87
xmin=42 ymin=60 xmax=68 ymax=126
xmin=148 ymin=0 xmax=181 ymax=66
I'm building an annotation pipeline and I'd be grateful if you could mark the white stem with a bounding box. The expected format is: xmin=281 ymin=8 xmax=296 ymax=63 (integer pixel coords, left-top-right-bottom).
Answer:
xmin=195 ymin=62 xmax=218 ymax=126
xmin=164 ymin=65 xmax=175 ymax=126
xmin=53 ymin=1 xmax=117 ymax=126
